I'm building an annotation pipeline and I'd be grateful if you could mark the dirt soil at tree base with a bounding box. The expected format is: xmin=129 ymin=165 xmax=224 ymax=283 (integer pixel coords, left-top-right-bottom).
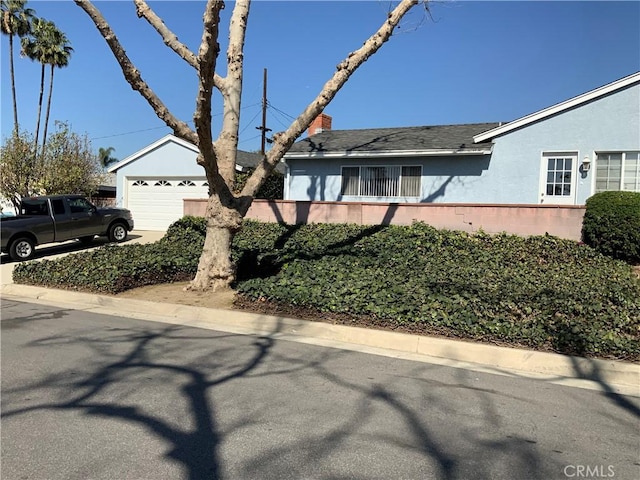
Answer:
xmin=113 ymin=270 xmax=640 ymax=362
xmin=116 ymin=282 xmax=237 ymax=310
xmin=116 ymin=263 xmax=640 ymax=316
xmin=114 ymin=281 xmax=453 ymax=337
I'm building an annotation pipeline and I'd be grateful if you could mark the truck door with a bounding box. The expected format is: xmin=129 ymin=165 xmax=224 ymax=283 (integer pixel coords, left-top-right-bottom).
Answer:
xmin=49 ymin=198 xmax=76 ymax=242
xmin=65 ymin=197 xmax=102 ymax=238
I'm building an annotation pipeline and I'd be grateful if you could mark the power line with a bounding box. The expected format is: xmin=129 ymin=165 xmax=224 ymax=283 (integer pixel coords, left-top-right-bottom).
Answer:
xmin=90 ymin=102 xmax=263 ymax=142
xmin=267 ymin=101 xmax=296 ymax=121
xmin=239 ymin=107 xmax=263 ymax=135
xmin=91 ymin=125 xmax=168 ymax=141
xmin=268 ymin=109 xmax=291 ymax=130
xmin=238 ymin=134 xmax=261 ymax=147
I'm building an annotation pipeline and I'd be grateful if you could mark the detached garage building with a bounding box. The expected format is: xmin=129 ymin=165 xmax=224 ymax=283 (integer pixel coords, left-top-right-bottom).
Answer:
xmin=108 ymin=134 xmax=265 ymax=231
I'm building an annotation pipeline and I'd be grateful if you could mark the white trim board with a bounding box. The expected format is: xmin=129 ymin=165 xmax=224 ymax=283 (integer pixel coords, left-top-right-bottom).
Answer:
xmin=284 ymin=148 xmax=492 ymax=159
xmin=108 ymin=134 xmax=248 ymax=173
xmin=473 ymin=72 xmax=640 ymax=143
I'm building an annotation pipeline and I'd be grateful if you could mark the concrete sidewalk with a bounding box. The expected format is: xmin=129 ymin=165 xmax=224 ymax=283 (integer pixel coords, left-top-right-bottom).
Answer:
xmin=1 ymin=229 xmax=638 ymax=397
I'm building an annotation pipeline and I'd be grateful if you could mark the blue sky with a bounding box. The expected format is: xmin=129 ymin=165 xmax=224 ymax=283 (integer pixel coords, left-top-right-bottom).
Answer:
xmin=1 ymin=1 xmax=639 ymax=162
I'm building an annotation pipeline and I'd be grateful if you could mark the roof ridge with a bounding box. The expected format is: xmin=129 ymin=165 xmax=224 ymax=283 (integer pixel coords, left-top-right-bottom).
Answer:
xmin=310 ymin=122 xmax=502 ymax=134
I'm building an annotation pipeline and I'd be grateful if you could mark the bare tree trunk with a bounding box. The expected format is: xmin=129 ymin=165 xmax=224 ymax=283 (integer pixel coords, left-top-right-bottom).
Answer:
xmin=9 ymin=34 xmax=19 ymax=136
xmin=41 ymin=64 xmax=55 ymax=156
xmin=75 ymin=0 xmax=424 ymax=292
xmin=188 ymin=193 xmax=245 ymax=291
xmin=33 ymin=64 xmax=45 ymax=157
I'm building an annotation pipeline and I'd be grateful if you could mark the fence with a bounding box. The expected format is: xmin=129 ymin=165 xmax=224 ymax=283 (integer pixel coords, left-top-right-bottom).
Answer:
xmin=184 ymin=199 xmax=586 ymax=241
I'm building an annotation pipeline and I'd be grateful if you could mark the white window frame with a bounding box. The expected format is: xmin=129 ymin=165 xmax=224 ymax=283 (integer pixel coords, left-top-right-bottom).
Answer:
xmin=593 ymin=151 xmax=640 ymax=193
xmin=340 ymin=165 xmax=422 ymax=197
xmin=538 ymin=151 xmax=578 ymax=205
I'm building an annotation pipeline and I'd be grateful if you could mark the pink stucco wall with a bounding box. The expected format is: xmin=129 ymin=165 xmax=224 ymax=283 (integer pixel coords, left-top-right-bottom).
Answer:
xmin=184 ymin=199 xmax=586 ymax=240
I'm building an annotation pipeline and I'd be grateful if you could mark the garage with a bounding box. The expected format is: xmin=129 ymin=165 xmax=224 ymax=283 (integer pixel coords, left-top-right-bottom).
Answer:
xmin=126 ymin=177 xmax=208 ymax=231
xmin=109 ymin=135 xmax=264 ymax=231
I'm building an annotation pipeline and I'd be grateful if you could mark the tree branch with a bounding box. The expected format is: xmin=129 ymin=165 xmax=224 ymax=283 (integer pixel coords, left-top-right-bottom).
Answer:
xmin=193 ymin=0 xmax=231 ymax=202
xmin=74 ymin=0 xmax=197 ymax=145
xmin=213 ymin=0 xmax=250 ymax=186
xmin=240 ymin=0 xmax=422 ymax=198
xmin=132 ymin=0 xmax=224 ymax=90
xmin=133 ymin=0 xmax=197 ymax=67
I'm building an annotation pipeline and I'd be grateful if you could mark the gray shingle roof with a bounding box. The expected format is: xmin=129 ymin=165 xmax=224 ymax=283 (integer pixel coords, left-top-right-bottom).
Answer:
xmin=286 ymin=122 xmax=500 ymax=156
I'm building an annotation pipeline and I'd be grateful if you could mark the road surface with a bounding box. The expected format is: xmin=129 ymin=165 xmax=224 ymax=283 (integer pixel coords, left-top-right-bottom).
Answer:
xmin=2 ymin=299 xmax=639 ymax=480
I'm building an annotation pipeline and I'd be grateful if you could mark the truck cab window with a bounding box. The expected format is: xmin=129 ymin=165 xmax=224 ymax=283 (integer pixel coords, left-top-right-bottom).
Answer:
xmin=21 ymin=200 xmax=48 ymax=216
xmin=51 ymin=199 xmax=66 ymax=215
xmin=68 ymin=198 xmax=94 ymax=214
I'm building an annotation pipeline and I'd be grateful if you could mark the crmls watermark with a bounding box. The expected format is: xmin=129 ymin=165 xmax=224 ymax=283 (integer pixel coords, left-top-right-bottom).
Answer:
xmin=563 ymin=465 xmax=615 ymax=478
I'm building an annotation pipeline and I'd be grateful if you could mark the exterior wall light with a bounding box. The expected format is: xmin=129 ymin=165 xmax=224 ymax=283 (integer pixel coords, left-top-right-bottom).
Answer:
xmin=582 ymin=155 xmax=591 ymax=172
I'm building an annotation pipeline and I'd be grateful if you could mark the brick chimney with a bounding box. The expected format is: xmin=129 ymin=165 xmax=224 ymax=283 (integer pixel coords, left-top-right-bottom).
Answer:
xmin=308 ymin=113 xmax=332 ymax=136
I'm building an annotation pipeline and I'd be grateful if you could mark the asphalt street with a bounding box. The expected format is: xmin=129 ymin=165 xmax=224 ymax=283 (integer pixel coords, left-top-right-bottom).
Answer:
xmin=2 ymin=299 xmax=639 ymax=480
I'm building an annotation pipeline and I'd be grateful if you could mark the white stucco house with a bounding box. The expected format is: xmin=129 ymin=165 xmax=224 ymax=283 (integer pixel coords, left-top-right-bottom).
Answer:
xmin=110 ymin=72 xmax=639 ymax=231
xmin=283 ymin=72 xmax=640 ymax=206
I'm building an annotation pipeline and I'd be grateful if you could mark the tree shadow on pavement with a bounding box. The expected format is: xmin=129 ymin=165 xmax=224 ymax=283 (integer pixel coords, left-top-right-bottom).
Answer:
xmin=1 ymin=308 xmax=596 ymax=480
xmin=567 ymin=356 xmax=640 ymax=418
xmin=2 ymin=322 xmax=274 ymax=480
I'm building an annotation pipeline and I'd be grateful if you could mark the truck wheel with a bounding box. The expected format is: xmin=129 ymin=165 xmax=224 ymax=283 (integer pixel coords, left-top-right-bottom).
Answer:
xmin=9 ymin=237 xmax=35 ymax=261
xmin=108 ymin=223 xmax=128 ymax=242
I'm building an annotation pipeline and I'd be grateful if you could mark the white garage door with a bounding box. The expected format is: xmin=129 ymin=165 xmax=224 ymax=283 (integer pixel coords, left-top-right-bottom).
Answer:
xmin=127 ymin=178 xmax=208 ymax=231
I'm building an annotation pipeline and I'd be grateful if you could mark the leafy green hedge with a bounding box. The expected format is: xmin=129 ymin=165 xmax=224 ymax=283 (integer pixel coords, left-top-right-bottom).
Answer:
xmin=13 ymin=217 xmax=640 ymax=359
xmin=582 ymin=191 xmax=640 ymax=264
xmin=235 ymin=223 xmax=640 ymax=360
xmin=13 ymin=231 xmax=204 ymax=293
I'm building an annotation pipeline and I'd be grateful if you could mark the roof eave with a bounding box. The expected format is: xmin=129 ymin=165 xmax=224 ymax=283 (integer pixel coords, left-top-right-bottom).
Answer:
xmin=107 ymin=134 xmax=199 ymax=173
xmin=473 ymin=71 xmax=640 ymax=143
xmin=284 ymin=147 xmax=493 ymax=159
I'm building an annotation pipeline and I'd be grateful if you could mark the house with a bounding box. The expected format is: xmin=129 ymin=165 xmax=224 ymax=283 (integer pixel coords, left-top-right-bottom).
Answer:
xmin=283 ymin=72 xmax=640 ymax=205
xmin=108 ymin=134 xmax=269 ymax=230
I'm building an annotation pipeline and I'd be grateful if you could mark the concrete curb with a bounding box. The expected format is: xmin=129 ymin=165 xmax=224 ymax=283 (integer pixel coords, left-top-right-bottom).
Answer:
xmin=2 ymin=283 xmax=639 ymax=396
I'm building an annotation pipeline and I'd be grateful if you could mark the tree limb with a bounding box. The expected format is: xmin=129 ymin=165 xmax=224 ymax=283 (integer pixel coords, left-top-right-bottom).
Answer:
xmin=133 ymin=0 xmax=197 ymax=67
xmin=213 ymin=0 xmax=250 ymax=186
xmin=193 ymin=0 xmax=230 ymax=202
xmin=240 ymin=0 xmax=421 ymax=198
xmin=132 ymin=0 xmax=224 ymax=90
xmin=74 ymin=0 xmax=197 ymax=145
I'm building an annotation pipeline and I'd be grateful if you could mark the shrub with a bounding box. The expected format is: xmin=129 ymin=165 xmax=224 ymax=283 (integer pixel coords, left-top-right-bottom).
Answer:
xmin=582 ymin=191 xmax=640 ymax=264
xmin=13 ymin=234 xmax=203 ymax=294
xmin=162 ymin=215 xmax=207 ymax=244
xmin=236 ymin=224 xmax=640 ymax=360
xmin=12 ymin=219 xmax=640 ymax=359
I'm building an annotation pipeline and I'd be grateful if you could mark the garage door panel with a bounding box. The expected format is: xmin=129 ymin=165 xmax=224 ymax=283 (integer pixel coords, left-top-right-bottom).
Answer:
xmin=127 ymin=178 xmax=208 ymax=231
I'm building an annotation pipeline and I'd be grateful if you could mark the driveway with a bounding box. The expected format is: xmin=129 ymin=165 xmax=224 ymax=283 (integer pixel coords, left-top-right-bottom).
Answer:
xmin=0 ymin=230 xmax=164 ymax=285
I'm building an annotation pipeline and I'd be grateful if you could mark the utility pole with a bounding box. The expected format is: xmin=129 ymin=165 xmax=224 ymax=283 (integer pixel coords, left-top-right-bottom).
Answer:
xmin=256 ymin=68 xmax=271 ymax=155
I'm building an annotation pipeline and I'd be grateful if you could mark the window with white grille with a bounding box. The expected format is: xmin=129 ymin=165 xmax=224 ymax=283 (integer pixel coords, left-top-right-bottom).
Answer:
xmin=177 ymin=180 xmax=196 ymax=187
xmin=340 ymin=165 xmax=421 ymax=197
xmin=595 ymin=152 xmax=640 ymax=193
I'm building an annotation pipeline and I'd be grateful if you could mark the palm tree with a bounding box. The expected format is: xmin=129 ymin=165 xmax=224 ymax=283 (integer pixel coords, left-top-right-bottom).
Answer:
xmin=40 ymin=27 xmax=73 ymax=155
xmin=98 ymin=147 xmax=117 ymax=168
xmin=1 ymin=0 xmax=35 ymax=136
xmin=20 ymin=17 xmax=56 ymax=154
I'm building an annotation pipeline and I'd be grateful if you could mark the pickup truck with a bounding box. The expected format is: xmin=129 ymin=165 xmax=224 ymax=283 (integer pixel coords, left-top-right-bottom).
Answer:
xmin=0 ymin=195 xmax=134 ymax=261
